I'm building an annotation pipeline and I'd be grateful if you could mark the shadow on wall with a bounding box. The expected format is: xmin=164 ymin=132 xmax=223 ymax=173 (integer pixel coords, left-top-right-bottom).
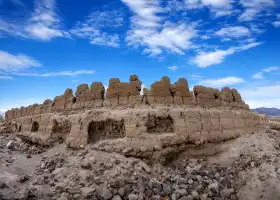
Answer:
xmin=146 ymin=115 xmax=174 ymax=133
xmin=31 ymin=121 xmax=39 ymax=132
xmin=87 ymin=119 xmax=125 ymax=144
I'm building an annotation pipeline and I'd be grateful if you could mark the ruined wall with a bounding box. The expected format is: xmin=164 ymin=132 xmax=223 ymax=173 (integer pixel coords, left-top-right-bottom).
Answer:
xmin=5 ymin=75 xmax=249 ymax=121
xmin=7 ymin=107 xmax=267 ymax=155
xmin=3 ymin=74 xmax=267 ymax=153
xmin=269 ymin=120 xmax=280 ymax=131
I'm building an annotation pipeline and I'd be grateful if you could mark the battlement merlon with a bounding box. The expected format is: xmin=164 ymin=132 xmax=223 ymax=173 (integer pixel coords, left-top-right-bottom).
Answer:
xmin=5 ymin=75 xmax=249 ymax=121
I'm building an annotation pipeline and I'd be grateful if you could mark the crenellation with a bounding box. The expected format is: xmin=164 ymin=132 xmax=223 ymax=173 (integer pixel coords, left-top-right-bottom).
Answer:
xmin=193 ymin=85 xmax=221 ymax=107
xmin=64 ymin=88 xmax=74 ymax=110
xmin=53 ymin=95 xmax=65 ymax=112
xmin=221 ymin=86 xmax=233 ymax=103
xmin=42 ymin=99 xmax=53 ymax=113
xmin=74 ymin=84 xmax=90 ymax=109
xmin=4 ymin=75 xmax=251 ymax=122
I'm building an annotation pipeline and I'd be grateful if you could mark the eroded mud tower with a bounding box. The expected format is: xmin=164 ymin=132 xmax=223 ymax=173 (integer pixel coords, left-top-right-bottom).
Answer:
xmin=4 ymin=75 xmax=267 ymax=158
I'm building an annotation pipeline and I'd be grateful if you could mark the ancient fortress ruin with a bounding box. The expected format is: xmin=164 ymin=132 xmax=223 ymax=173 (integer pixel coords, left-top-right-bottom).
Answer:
xmin=4 ymin=75 xmax=267 ymax=158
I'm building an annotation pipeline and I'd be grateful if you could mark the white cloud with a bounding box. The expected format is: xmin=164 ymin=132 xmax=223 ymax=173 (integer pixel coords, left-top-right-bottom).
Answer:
xmin=188 ymin=74 xmax=204 ymax=80
xmin=252 ymin=66 xmax=279 ymax=79
xmin=240 ymin=84 xmax=280 ymax=108
xmin=239 ymin=0 xmax=275 ymax=21
xmin=213 ymin=10 xmax=234 ymax=17
xmin=252 ymin=72 xmax=264 ymax=79
xmin=192 ymin=42 xmax=262 ymax=67
xmin=123 ymin=0 xmax=197 ymax=55
xmin=26 ymin=0 xmax=66 ymax=40
xmin=122 ymin=0 xmax=163 ymax=27
xmin=216 ymin=26 xmax=251 ymax=38
xmin=0 ymin=75 xmax=13 ymax=80
xmin=273 ymin=21 xmax=280 ymax=27
xmin=0 ymin=50 xmax=41 ymax=72
xmin=201 ymin=0 xmax=231 ymax=8
xmin=263 ymin=66 xmax=279 ymax=72
xmin=168 ymin=65 xmax=178 ymax=71
xmin=70 ymin=10 xmax=124 ymax=47
xmin=13 ymin=70 xmax=95 ymax=77
xmin=192 ymin=49 xmax=234 ymax=67
xmin=0 ymin=0 xmax=66 ymax=41
xmin=198 ymin=76 xmax=245 ymax=87
xmin=166 ymin=0 xmax=232 ymax=16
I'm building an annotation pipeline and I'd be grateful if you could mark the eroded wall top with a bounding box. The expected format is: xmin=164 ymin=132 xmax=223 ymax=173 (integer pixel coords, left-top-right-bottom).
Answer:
xmin=5 ymin=75 xmax=249 ymax=121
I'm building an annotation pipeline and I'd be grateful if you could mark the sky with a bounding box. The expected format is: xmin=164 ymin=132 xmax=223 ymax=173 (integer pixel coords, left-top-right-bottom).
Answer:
xmin=0 ymin=0 xmax=280 ymax=114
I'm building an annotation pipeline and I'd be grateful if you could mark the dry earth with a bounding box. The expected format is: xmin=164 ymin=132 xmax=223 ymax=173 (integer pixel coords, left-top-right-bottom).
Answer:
xmin=1 ymin=128 xmax=280 ymax=200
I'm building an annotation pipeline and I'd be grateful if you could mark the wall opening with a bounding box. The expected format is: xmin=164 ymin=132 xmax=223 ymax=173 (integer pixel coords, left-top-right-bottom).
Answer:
xmin=146 ymin=115 xmax=174 ymax=133
xmin=31 ymin=121 xmax=39 ymax=132
xmin=88 ymin=119 xmax=125 ymax=144
xmin=18 ymin=125 xmax=22 ymax=132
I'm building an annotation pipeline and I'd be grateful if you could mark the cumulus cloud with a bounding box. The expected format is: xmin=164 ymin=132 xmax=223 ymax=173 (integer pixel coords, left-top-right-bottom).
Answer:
xmin=0 ymin=50 xmax=41 ymax=72
xmin=273 ymin=21 xmax=280 ymax=27
xmin=215 ymin=26 xmax=251 ymax=38
xmin=122 ymin=0 xmax=197 ymax=55
xmin=192 ymin=42 xmax=262 ymax=67
xmin=252 ymin=72 xmax=264 ymax=79
xmin=0 ymin=75 xmax=13 ymax=80
xmin=167 ymin=65 xmax=178 ymax=71
xmin=239 ymin=0 xmax=275 ymax=21
xmin=166 ymin=0 xmax=233 ymax=17
xmin=70 ymin=10 xmax=124 ymax=47
xmin=263 ymin=66 xmax=279 ymax=72
xmin=198 ymin=76 xmax=245 ymax=87
xmin=0 ymin=0 xmax=67 ymax=41
xmin=240 ymin=84 xmax=280 ymax=108
xmin=188 ymin=74 xmax=204 ymax=80
xmin=252 ymin=66 xmax=279 ymax=79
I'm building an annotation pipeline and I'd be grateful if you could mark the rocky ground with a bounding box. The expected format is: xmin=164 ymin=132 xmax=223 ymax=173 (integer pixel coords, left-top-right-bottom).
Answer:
xmin=1 ymin=129 xmax=280 ymax=200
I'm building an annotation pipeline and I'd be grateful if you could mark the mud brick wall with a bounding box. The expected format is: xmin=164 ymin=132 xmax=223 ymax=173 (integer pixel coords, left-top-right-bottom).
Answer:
xmin=8 ymin=107 xmax=267 ymax=150
xmin=5 ymin=74 xmax=249 ymax=121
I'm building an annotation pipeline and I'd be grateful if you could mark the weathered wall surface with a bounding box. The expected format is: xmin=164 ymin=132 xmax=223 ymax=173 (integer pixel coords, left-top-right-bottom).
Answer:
xmin=5 ymin=75 xmax=249 ymax=121
xmin=6 ymin=107 xmax=267 ymax=153
xmin=3 ymin=74 xmax=267 ymax=156
xmin=269 ymin=120 xmax=280 ymax=131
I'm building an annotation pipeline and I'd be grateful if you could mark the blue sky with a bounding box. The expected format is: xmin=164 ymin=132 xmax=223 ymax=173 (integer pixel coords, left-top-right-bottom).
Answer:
xmin=0 ymin=0 xmax=280 ymax=113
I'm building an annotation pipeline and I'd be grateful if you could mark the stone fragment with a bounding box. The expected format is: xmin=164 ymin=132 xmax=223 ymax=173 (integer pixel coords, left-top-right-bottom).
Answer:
xmin=6 ymin=141 xmax=14 ymax=149
xmin=163 ymin=183 xmax=171 ymax=195
xmin=81 ymin=187 xmax=96 ymax=198
xmin=220 ymin=188 xmax=234 ymax=198
xmin=80 ymin=161 xmax=92 ymax=169
xmin=112 ymin=195 xmax=122 ymax=200
xmin=128 ymin=193 xmax=138 ymax=200
xmin=97 ymin=187 xmax=113 ymax=200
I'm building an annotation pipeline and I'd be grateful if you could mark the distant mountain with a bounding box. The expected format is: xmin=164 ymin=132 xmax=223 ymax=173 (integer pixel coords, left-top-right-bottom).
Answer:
xmin=252 ymin=107 xmax=280 ymax=117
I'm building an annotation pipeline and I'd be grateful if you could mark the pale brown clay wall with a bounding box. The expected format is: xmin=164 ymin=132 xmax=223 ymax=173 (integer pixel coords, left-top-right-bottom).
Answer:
xmin=269 ymin=120 xmax=280 ymax=131
xmin=5 ymin=73 xmax=262 ymax=153
xmin=6 ymin=106 xmax=267 ymax=151
xmin=5 ymin=75 xmax=251 ymax=121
